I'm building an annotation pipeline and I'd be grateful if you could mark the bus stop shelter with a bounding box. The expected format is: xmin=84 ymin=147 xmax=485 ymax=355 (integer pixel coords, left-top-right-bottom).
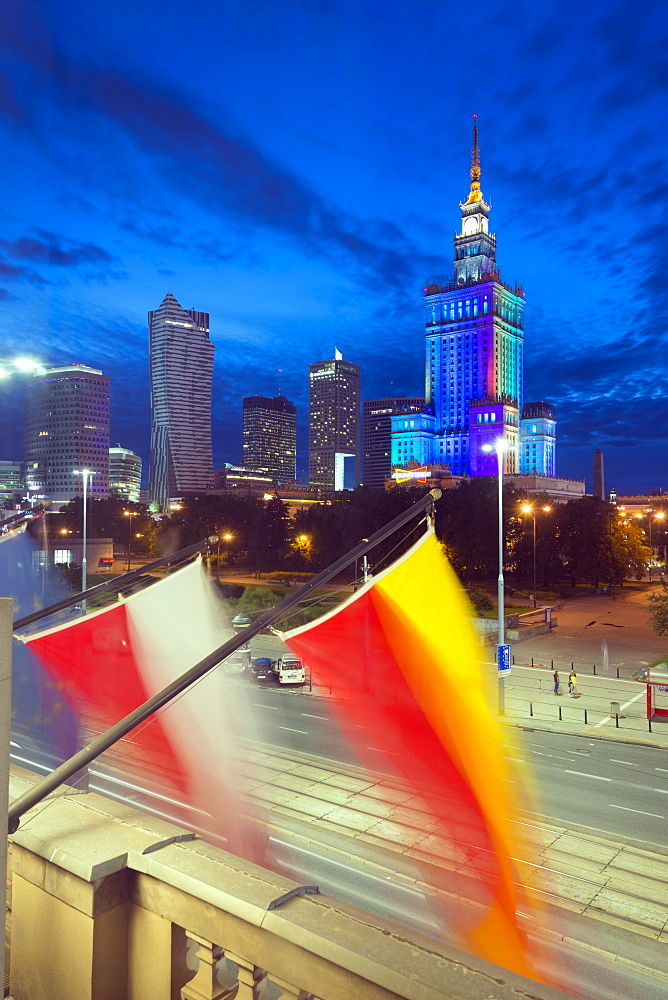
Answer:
xmin=645 ymin=664 xmax=668 ymax=719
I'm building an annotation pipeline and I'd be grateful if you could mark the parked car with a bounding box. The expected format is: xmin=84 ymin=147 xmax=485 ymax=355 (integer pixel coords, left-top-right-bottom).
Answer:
xmin=273 ymin=655 xmax=306 ymax=685
xmin=250 ymin=657 xmax=274 ymax=682
xmin=232 ymin=613 xmax=252 ymax=629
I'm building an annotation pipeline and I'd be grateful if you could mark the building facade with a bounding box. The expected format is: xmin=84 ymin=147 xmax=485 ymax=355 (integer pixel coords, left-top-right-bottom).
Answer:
xmin=519 ymin=402 xmax=556 ymax=476
xmin=394 ymin=120 xmax=555 ymax=478
xmin=0 ymin=460 xmax=22 ymax=503
xmin=242 ymin=395 xmax=296 ymax=483
xmin=24 ymin=365 xmax=110 ymax=503
xmin=109 ymin=445 xmax=142 ymax=502
xmin=308 ymin=350 xmax=360 ymax=490
xmin=363 ymin=397 xmax=424 ymax=489
xmin=148 ymin=292 xmax=215 ymax=510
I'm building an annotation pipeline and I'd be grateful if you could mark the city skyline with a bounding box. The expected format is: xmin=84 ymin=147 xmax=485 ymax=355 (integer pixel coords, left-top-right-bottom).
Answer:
xmin=1 ymin=1 xmax=668 ymax=493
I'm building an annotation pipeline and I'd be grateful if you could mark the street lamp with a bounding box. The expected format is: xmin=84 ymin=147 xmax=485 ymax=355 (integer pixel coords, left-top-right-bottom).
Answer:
xmin=73 ymin=468 xmax=95 ymax=614
xmin=217 ymin=532 xmax=233 ymax=582
xmin=648 ymin=511 xmax=666 ymax=584
xmin=123 ymin=510 xmax=135 ymax=572
xmin=520 ymin=503 xmax=551 ymax=608
xmin=482 ymin=439 xmax=509 ymax=714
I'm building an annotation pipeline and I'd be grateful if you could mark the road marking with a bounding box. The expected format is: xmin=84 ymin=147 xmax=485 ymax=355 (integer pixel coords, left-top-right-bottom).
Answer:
xmin=367 ymin=747 xmax=400 ymax=755
xmin=593 ymin=689 xmax=645 ymax=728
xmin=279 ymin=726 xmax=307 ymax=734
xmin=609 ymin=804 xmax=663 ymax=819
xmin=651 ymin=788 xmax=668 ymax=794
xmin=253 ymin=703 xmax=278 ymax=709
xmin=656 ymin=767 xmax=668 ymax=773
xmin=302 ymin=713 xmax=327 ymax=720
xmin=609 ymin=759 xmax=638 ymax=766
xmin=564 ymin=770 xmax=611 ymax=781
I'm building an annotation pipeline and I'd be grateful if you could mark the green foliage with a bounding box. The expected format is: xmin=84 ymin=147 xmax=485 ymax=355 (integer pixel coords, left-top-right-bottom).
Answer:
xmin=647 ymin=584 xmax=668 ymax=636
xmin=468 ymin=588 xmax=494 ymax=611
xmin=215 ymin=583 xmax=244 ymax=599
xmin=233 ymin=586 xmax=281 ymax=614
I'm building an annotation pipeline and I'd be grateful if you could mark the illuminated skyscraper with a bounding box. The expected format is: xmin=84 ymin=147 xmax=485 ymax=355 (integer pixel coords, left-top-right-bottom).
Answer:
xmin=148 ymin=292 xmax=215 ymax=510
xmin=519 ymin=402 xmax=556 ymax=477
xmin=24 ymin=364 xmax=110 ymax=502
xmin=397 ymin=120 xmax=556 ymax=477
xmin=109 ymin=445 xmax=142 ymax=502
xmin=309 ymin=350 xmax=360 ymax=490
xmin=363 ymin=396 xmax=424 ymax=488
xmin=242 ymin=395 xmax=296 ymax=482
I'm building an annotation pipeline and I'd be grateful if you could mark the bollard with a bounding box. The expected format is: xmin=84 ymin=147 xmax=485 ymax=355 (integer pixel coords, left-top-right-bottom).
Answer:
xmin=615 ymin=713 xmax=619 ymax=728
xmin=584 ymin=709 xmax=588 ymax=725
xmin=512 ymin=654 xmax=515 ymax=665
xmin=593 ymin=664 xmax=596 ymax=675
xmin=649 ymin=719 xmax=653 ymax=733
xmin=551 ymin=659 xmax=554 ymax=669
xmin=616 ymin=667 xmax=620 ymax=679
xmin=559 ymin=706 xmax=562 ymax=721
xmin=530 ymin=701 xmax=533 ymax=717
xmin=531 ymin=657 xmax=534 ymax=667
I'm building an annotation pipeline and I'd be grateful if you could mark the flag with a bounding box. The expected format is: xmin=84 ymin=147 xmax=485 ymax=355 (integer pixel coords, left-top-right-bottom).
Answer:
xmin=22 ymin=559 xmax=264 ymax=861
xmin=281 ymin=528 xmax=551 ymax=982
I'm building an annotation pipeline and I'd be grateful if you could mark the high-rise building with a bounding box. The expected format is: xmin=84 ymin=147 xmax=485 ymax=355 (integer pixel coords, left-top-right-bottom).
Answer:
xmin=0 ymin=460 xmax=22 ymax=502
xmin=363 ymin=397 xmax=424 ymax=488
xmin=109 ymin=445 xmax=142 ymax=502
xmin=148 ymin=292 xmax=215 ymax=510
xmin=24 ymin=365 xmax=110 ymax=502
xmin=242 ymin=395 xmax=296 ymax=482
xmin=394 ymin=119 xmax=556 ymax=478
xmin=309 ymin=350 xmax=360 ymax=490
xmin=519 ymin=402 xmax=556 ymax=476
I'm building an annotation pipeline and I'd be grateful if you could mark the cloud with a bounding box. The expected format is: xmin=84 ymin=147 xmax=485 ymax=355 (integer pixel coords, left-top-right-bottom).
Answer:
xmin=0 ymin=230 xmax=115 ymax=268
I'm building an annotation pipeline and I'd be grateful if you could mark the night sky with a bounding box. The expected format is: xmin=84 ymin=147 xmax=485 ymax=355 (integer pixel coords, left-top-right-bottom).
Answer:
xmin=1 ymin=0 xmax=667 ymax=494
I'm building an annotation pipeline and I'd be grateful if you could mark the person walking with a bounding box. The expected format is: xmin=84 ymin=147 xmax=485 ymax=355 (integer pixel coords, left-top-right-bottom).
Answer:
xmin=569 ymin=669 xmax=578 ymax=697
xmin=553 ymin=669 xmax=560 ymax=696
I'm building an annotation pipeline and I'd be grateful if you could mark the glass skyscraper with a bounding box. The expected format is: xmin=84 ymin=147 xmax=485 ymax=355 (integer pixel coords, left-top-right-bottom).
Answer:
xmin=24 ymin=364 xmax=110 ymax=503
xmin=148 ymin=292 xmax=215 ymax=510
xmin=308 ymin=350 xmax=360 ymax=490
xmin=242 ymin=395 xmax=296 ymax=483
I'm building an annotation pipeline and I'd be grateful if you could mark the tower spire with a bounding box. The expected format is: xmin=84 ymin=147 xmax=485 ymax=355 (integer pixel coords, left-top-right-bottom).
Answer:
xmin=462 ymin=114 xmax=487 ymax=207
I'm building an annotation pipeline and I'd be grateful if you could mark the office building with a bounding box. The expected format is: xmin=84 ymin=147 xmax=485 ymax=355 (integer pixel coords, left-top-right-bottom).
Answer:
xmin=109 ymin=445 xmax=142 ymax=502
xmin=148 ymin=292 xmax=215 ymax=510
xmin=394 ymin=119 xmax=556 ymax=478
xmin=593 ymin=448 xmax=605 ymax=500
xmin=519 ymin=402 xmax=556 ymax=476
xmin=24 ymin=365 xmax=110 ymax=503
xmin=0 ymin=460 xmax=22 ymax=503
xmin=363 ymin=397 xmax=424 ymax=488
xmin=242 ymin=395 xmax=296 ymax=482
xmin=309 ymin=350 xmax=360 ymax=490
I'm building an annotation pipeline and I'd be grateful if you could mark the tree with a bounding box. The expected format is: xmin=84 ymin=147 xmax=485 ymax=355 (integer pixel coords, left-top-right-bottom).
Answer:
xmin=648 ymin=584 xmax=668 ymax=636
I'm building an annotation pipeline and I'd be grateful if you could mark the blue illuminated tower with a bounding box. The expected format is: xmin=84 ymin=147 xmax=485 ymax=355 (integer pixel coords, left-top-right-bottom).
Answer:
xmin=421 ymin=118 xmax=525 ymax=475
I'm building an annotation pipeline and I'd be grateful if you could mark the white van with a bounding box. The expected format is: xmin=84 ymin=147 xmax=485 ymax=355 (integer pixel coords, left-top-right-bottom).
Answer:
xmin=274 ymin=655 xmax=306 ymax=685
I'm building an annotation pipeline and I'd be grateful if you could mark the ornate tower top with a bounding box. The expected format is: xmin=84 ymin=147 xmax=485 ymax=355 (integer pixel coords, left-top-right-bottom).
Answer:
xmin=461 ymin=115 xmax=490 ymax=209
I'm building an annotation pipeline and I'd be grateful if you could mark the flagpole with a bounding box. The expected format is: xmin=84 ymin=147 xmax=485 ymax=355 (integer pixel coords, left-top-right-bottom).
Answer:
xmin=0 ymin=598 xmax=12 ymax=990
xmin=9 ymin=489 xmax=441 ymax=832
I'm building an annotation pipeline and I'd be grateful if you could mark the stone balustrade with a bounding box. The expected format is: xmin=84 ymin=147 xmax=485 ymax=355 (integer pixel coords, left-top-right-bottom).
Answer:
xmin=6 ymin=765 xmax=573 ymax=1000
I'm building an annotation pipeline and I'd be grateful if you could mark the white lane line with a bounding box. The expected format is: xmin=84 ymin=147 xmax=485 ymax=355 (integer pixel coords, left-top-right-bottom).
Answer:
xmin=609 ymin=759 xmax=638 ymax=766
xmin=253 ymin=703 xmax=279 ymax=709
xmin=610 ymin=804 xmax=663 ymax=819
xmin=564 ymin=770 xmax=611 ymax=781
xmin=279 ymin=726 xmax=307 ymax=734
xmin=302 ymin=713 xmax=327 ymax=720
xmin=367 ymin=746 xmax=400 ymax=755
xmin=593 ymin=689 xmax=645 ymax=728
xmin=651 ymin=788 xmax=668 ymax=795
xmin=656 ymin=767 xmax=668 ymax=773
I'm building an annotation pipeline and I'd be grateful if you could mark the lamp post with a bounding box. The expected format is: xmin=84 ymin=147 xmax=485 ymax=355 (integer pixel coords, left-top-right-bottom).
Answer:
xmin=483 ymin=439 xmax=509 ymax=714
xmin=521 ymin=503 xmax=551 ymax=608
xmin=217 ymin=532 xmax=233 ymax=582
xmin=123 ymin=510 xmax=135 ymax=572
xmin=648 ymin=511 xmax=666 ymax=583
xmin=73 ymin=469 xmax=94 ymax=614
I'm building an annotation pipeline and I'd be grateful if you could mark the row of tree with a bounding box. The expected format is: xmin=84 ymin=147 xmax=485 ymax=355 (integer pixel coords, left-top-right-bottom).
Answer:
xmin=40 ymin=483 xmax=666 ymax=589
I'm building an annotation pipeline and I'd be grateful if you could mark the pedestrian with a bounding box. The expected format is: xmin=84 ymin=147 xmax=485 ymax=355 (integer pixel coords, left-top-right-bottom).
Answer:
xmin=569 ymin=670 xmax=578 ymax=697
xmin=553 ymin=669 xmax=560 ymax=696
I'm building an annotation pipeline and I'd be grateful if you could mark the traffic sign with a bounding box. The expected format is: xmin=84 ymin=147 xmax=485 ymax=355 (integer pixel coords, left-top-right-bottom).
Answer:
xmin=497 ymin=644 xmax=511 ymax=674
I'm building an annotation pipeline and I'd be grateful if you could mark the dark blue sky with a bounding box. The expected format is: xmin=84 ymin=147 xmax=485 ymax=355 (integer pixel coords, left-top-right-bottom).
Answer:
xmin=1 ymin=0 xmax=667 ymax=493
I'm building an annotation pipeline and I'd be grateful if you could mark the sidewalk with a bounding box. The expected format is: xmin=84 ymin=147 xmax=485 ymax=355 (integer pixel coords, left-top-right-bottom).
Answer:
xmin=495 ymin=663 xmax=666 ymax=747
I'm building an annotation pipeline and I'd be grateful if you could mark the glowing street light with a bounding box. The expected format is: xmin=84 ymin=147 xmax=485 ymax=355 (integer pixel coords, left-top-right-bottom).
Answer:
xmin=520 ymin=503 xmax=551 ymax=608
xmin=216 ymin=532 xmax=233 ymax=582
xmin=123 ymin=510 xmax=136 ymax=572
xmin=73 ymin=469 xmax=95 ymax=614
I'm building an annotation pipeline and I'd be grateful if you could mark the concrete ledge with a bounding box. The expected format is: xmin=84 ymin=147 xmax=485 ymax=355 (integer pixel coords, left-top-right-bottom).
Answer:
xmin=7 ymin=765 xmax=577 ymax=1000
